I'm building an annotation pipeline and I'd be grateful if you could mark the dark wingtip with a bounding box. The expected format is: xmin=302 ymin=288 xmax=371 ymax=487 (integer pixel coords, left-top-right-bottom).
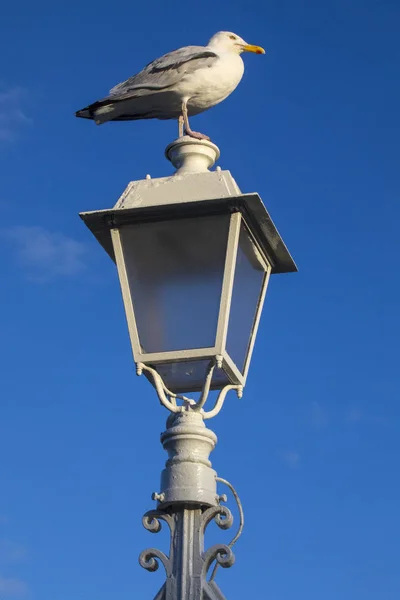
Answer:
xmin=75 ymin=108 xmax=93 ymax=120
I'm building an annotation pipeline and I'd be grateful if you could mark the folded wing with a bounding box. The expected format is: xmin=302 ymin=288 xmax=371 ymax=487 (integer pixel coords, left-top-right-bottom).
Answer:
xmin=76 ymin=46 xmax=219 ymax=123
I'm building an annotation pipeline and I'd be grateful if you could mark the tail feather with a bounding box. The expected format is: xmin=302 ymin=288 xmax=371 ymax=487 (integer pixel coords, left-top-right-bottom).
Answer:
xmin=76 ymin=98 xmax=142 ymax=124
xmin=75 ymin=107 xmax=92 ymax=120
xmin=75 ymin=90 xmax=180 ymax=123
xmin=75 ymin=98 xmax=116 ymax=123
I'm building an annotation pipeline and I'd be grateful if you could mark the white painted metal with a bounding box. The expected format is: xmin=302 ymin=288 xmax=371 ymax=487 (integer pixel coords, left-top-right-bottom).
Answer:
xmin=165 ymin=136 xmax=221 ymax=174
xmin=110 ymin=228 xmax=142 ymax=359
xmin=214 ymin=213 xmax=241 ymax=356
xmin=114 ymin=168 xmax=240 ymax=211
xmin=134 ymin=347 xmax=218 ymax=364
xmin=225 ymin=219 xmax=272 ymax=384
xmin=221 ymin=352 xmax=245 ymax=387
xmin=140 ymin=504 xmax=234 ymax=600
xmin=140 ymin=411 xmax=237 ymax=600
xmin=202 ymin=384 xmax=243 ymax=420
xmin=81 ymin=192 xmax=296 ymax=275
xmin=158 ymin=411 xmax=218 ymax=507
xmin=242 ymin=264 xmax=272 ymax=382
xmin=136 ymin=362 xmax=242 ymax=419
xmin=240 ymin=218 xmax=272 ymax=273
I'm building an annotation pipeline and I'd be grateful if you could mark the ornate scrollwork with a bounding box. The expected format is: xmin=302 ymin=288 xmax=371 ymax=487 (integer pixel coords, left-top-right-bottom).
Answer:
xmin=142 ymin=509 xmax=174 ymax=534
xmin=139 ymin=449 xmax=243 ymax=598
xmin=201 ymin=505 xmax=234 ymax=536
xmin=142 ymin=514 xmax=162 ymax=533
xmin=214 ymin=506 xmax=234 ymax=530
xmin=140 ymin=510 xmax=174 ymax=578
xmin=139 ymin=547 xmax=170 ymax=574
xmin=140 ymin=503 xmax=236 ymax=598
xmin=202 ymin=543 xmax=235 ymax=575
xmin=200 ymin=504 xmax=235 ymax=584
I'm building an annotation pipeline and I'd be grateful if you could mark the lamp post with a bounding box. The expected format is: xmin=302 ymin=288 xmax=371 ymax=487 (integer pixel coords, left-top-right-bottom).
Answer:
xmin=80 ymin=136 xmax=296 ymax=600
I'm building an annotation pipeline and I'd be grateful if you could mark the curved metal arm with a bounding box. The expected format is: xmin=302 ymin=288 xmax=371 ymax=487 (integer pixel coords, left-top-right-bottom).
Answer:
xmin=209 ymin=477 xmax=244 ymax=582
xmin=202 ymin=385 xmax=243 ymax=420
xmin=136 ymin=363 xmax=194 ymax=413
xmin=137 ymin=360 xmax=244 ymax=419
xmin=192 ymin=360 xmax=216 ymax=412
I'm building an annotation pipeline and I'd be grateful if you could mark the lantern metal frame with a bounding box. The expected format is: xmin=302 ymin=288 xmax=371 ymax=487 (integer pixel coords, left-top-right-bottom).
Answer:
xmin=80 ymin=190 xmax=296 ymax=393
xmin=110 ymin=211 xmax=271 ymax=391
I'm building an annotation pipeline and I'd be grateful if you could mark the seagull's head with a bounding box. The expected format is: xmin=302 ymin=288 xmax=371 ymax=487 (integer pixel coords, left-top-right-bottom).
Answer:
xmin=208 ymin=31 xmax=265 ymax=55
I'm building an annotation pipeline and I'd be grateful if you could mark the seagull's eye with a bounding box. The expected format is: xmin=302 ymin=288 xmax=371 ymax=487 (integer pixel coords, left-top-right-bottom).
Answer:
xmin=229 ymin=35 xmax=237 ymax=40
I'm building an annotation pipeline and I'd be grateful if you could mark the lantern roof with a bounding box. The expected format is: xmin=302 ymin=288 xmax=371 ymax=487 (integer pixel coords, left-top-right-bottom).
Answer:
xmin=80 ymin=168 xmax=297 ymax=275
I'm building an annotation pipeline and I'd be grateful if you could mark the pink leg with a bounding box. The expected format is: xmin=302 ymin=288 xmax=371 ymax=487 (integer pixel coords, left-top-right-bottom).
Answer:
xmin=182 ymin=101 xmax=210 ymax=141
xmin=178 ymin=115 xmax=184 ymax=138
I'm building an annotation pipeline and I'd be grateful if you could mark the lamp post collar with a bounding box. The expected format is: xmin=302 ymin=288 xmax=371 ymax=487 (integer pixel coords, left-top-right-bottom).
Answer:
xmin=165 ymin=136 xmax=220 ymax=174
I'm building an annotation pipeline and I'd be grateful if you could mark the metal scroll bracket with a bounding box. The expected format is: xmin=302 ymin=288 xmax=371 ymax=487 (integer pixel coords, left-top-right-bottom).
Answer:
xmin=136 ymin=357 xmax=243 ymax=419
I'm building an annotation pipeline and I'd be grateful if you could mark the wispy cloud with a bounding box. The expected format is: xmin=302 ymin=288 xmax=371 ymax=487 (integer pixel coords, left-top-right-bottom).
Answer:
xmin=345 ymin=407 xmax=364 ymax=423
xmin=311 ymin=401 xmax=329 ymax=429
xmin=344 ymin=407 xmax=389 ymax=427
xmin=5 ymin=226 xmax=87 ymax=281
xmin=281 ymin=451 xmax=301 ymax=469
xmin=0 ymin=85 xmax=32 ymax=142
xmin=0 ymin=540 xmax=26 ymax=564
xmin=0 ymin=575 xmax=28 ymax=598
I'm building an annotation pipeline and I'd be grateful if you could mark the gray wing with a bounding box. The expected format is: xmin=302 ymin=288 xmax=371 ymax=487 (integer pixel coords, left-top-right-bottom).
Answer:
xmin=108 ymin=46 xmax=218 ymax=99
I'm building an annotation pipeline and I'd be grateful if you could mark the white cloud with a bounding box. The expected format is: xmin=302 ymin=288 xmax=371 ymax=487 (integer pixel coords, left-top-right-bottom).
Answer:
xmin=282 ymin=451 xmax=301 ymax=469
xmin=5 ymin=226 xmax=87 ymax=281
xmin=0 ymin=86 xmax=31 ymax=142
xmin=0 ymin=575 xmax=28 ymax=598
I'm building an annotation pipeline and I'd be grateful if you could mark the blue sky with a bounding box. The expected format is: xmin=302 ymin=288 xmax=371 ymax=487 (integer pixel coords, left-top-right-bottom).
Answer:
xmin=1 ymin=0 xmax=399 ymax=598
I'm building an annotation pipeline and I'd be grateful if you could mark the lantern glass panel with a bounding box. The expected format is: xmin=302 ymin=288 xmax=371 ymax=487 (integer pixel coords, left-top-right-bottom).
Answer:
xmin=226 ymin=222 xmax=268 ymax=372
xmin=119 ymin=214 xmax=230 ymax=354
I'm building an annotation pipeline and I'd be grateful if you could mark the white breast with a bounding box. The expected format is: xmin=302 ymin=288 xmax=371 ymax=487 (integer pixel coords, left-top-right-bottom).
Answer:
xmin=177 ymin=52 xmax=245 ymax=114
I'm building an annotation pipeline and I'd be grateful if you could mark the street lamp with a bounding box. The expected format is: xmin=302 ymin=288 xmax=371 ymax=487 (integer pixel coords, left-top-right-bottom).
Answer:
xmin=80 ymin=137 xmax=296 ymax=600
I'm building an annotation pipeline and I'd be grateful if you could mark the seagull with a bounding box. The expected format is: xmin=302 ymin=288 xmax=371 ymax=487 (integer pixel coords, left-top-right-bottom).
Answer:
xmin=75 ymin=31 xmax=265 ymax=140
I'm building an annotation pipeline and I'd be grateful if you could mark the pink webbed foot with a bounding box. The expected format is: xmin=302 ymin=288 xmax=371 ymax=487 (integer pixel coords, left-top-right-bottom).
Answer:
xmin=184 ymin=128 xmax=211 ymax=141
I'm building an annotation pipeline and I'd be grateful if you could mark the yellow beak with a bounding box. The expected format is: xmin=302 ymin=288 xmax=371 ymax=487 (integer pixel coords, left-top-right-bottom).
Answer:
xmin=242 ymin=44 xmax=265 ymax=55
